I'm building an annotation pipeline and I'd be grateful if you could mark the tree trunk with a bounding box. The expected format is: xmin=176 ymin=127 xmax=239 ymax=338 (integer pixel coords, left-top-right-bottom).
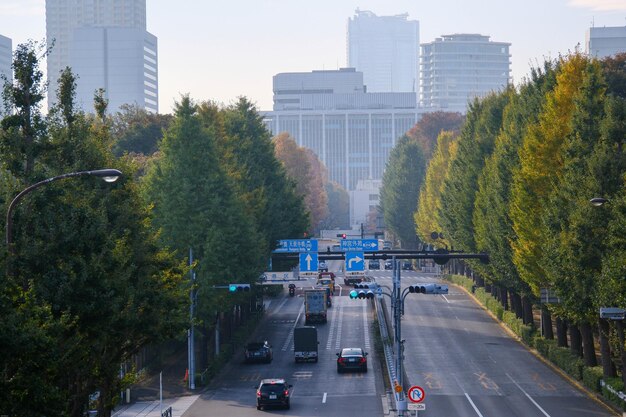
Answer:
xmin=522 ymin=296 xmax=534 ymax=326
xmin=615 ymin=321 xmax=626 ymax=389
xmin=501 ymin=287 xmax=509 ymax=311
xmin=485 ymin=282 xmax=492 ymax=294
xmin=570 ymin=323 xmax=583 ymax=358
xmin=580 ymin=321 xmax=597 ymax=366
xmin=598 ymin=317 xmax=616 ymax=378
xmin=541 ymin=305 xmax=554 ymax=339
xmin=511 ymin=292 xmax=523 ymax=319
xmin=556 ymin=317 xmax=568 ymax=347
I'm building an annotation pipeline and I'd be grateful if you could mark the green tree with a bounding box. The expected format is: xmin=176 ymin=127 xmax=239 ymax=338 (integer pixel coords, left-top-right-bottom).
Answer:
xmin=216 ymin=98 xmax=309 ymax=251
xmin=380 ymin=135 xmax=426 ymax=248
xmin=110 ymin=104 xmax=173 ymax=157
xmin=415 ymin=131 xmax=458 ymax=246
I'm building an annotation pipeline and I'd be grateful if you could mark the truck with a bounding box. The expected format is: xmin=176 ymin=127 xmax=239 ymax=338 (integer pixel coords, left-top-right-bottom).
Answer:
xmin=293 ymin=326 xmax=318 ymax=363
xmin=304 ymin=289 xmax=327 ymax=324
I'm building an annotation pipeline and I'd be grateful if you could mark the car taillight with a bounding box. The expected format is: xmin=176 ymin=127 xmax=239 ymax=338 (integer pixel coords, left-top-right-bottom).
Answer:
xmin=256 ymin=390 xmax=261 ymax=398
xmin=338 ymin=357 xmax=345 ymax=363
xmin=284 ymin=390 xmax=289 ymax=396
xmin=360 ymin=357 xmax=367 ymax=364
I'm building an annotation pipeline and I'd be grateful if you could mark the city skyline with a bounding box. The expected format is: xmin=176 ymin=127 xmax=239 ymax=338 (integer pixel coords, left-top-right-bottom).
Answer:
xmin=1 ymin=0 xmax=625 ymax=114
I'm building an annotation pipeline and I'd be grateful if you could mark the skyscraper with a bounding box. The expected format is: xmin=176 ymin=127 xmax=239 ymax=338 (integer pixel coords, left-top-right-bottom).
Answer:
xmin=0 ymin=34 xmax=12 ymax=116
xmin=45 ymin=0 xmax=157 ymax=113
xmin=587 ymin=26 xmax=626 ymax=58
xmin=420 ymin=34 xmax=511 ymax=114
xmin=347 ymin=9 xmax=419 ymax=93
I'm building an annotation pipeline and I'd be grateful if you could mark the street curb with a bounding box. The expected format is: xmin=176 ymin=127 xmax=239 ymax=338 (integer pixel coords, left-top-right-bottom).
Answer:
xmin=449 ymin=280 xmax=621 ymax=417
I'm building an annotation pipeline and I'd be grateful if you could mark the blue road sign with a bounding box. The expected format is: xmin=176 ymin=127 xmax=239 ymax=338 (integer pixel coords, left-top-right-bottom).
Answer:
xmin=341 ymin=239 xmax=379 ymax=252
xmin=345 ymin=251 xmax=365 ymax=272
xmin=275 ymin=239 xmax=319 ymax=252
xmin=299 ymin=252 xmax=319 ymax=272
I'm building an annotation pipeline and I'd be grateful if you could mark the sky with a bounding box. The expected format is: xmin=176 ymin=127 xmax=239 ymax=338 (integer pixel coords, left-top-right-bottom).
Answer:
xmin=1 ymin=0 xmax=626 ymax=114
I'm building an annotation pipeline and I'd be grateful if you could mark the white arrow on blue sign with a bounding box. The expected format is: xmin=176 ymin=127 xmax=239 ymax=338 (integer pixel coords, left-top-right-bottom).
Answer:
xmin=345 ymin=251 xmax=365 ymax=272
xmin=299 ymin=252 xmax=318 ymax=272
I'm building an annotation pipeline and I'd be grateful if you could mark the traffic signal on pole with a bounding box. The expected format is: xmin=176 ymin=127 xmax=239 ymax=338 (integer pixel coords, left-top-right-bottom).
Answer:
xmin=349 ymin=290 xmax=359 ymax=299
xmin=229 ymin=283 xmax=251 ymax=292
xmin=354 ymin=283 xmax=379 ymax=290
xmin=407 ymin=283 xmax=448 ymax=294
xmin=336 ymin=233 xmax=347 ymax=239
xmin=350 ymin=289 xmax=374 ymax=299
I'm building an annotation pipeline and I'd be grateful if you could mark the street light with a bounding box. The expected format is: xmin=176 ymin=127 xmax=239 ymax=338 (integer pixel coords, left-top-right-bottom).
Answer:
xmin=590 ymin=197 xmax=609 ymax=207
xmin=5 ymin=168 xmax=122 ymax=258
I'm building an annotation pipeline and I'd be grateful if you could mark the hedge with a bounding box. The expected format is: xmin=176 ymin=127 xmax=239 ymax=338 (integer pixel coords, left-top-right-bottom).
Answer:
xmin=583 ymin=366 xmax=604 ymax=393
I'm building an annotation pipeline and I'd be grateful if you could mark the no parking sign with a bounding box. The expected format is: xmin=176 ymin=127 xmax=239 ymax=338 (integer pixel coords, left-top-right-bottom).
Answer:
xmin=407 ymin=385 xmax=425 ymax=403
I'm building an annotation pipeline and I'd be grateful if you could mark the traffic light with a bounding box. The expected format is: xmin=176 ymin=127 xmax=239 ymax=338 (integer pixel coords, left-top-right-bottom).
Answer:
xmin=350 ymin=289 xmax=374 ymax=299
xmin=354 ymin=283 xmax=379 ymax=290
xmin=229 ymin=283 xmax=251 ymax=292
xmin=336 ymin=233 xmax=347 ymax=239
xmin=407 ymin=284 xmax=448 ymax=294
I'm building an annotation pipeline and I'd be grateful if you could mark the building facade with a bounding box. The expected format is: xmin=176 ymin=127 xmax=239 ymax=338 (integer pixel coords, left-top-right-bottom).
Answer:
xmin=349 ymin=179 xmax=381 ymax=228
xmin=45 ymin=0 xmax=157 ymax=113
xmin=347 ymin=9 xmax=419 ymax=93
xmin=0 ymin=35 xmax=11 ymax=116
xmin=264 ymin=69 xmax=419 ymax=192
xmin=420 ymin=34 xmax=511 ymax=114
xmin=587 ymin=26 xmax=626 ymax=58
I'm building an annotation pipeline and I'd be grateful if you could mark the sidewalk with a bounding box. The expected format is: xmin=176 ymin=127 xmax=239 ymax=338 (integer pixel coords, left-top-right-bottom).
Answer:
xmin=112 ymin=395 xmax=199 ymax=417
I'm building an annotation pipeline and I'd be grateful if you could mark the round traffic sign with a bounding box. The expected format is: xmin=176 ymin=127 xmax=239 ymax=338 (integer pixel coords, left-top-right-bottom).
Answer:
xmin=394 ymin=381 xmax=403 ymax=393
xmin=407 ymin=385 xmax=425 ymax=403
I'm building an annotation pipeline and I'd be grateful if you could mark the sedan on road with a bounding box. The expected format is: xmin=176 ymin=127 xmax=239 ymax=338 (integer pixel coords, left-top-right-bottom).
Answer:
xmin=256 ymin=378 xmax=292 ymax=410
xmin=244 ymin=341 xmax=273 ymax=363
xmin=336 ymin=347 xmax=368 ymax=373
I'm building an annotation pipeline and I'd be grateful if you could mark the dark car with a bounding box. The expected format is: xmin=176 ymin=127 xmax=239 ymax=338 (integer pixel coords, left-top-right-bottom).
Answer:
xmin=368 ymin=259 xmax=380 ymax=270
xmin=256 ymin=378 xmax=292 ymax=410
xmin=401 ymin=261 xmax=413 ymax=270
xmin=336 ymin=347 xmax=368 ymax=373
xmin=244 ymin=341 xmax=273 ymax=363
xmin=384 ymin=260 xmax=393 ymax=270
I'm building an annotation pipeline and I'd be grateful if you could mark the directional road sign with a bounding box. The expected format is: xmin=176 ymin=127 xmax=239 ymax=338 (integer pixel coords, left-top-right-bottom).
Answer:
xmin=600 ymin=307 xmax=626 ymax=320
xmin=407 ymin=385 xmax=425 ymax=403
xmin=345 ymin=251 xmax=365 ymax=272
xmin=341 ymin=239 xmax=379 ymax=252
xmin=299 ymin=252 xmax=318 ymax=272
xmin=275 ymin=239 xmax=318 ymax=252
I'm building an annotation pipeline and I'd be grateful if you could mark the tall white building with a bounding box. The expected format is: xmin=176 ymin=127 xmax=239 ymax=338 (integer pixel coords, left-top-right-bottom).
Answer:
xmin=347 ymin=9 xmax=419 ymax=93
xmin=45 ymin=0 xmax=157 ymax=113
xmin=420 ymin=34 xmax=511 ymax=114
xmin=0 ymin=35 xmax=12 ymax=116
xmin=264 ymin=68 xmax=419 ymax=192
xmin=587 ymin=26 xmax=626 ymax=58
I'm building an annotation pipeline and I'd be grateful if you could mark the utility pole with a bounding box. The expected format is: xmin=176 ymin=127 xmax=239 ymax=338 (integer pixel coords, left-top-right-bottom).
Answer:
xmin=188 ymin=248 xmax=196 ymax=390
xmin=393 ymin=257 xmax=407 ymax=416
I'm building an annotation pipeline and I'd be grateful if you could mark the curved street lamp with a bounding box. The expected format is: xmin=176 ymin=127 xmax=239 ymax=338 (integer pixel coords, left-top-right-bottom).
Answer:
xmin=590 ymin=197 xmax=609 ymax=207
xmin=5 ymin=168 xmax=122 ymax=252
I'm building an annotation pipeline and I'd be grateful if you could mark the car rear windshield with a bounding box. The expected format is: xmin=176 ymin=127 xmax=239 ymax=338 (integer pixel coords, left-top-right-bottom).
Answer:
xmin=260 ymin=383 xmax=285 ymax=393
xmin=247 ymin=343 xmax=265 ymax=350
xmin=341 ymin=348 xmax=362 ymax=356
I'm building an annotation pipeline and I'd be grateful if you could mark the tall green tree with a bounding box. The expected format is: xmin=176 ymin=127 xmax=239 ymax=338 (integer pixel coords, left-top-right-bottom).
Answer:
xmin=380 ymin=135 xmax=426 ymax=248
xmin=143 ymin=96 xmax=264 ymax=320
xmin=216 ymin=97 xmax=309 ymax=251
xmin=440 ymin=92 xmax=509 ymax=253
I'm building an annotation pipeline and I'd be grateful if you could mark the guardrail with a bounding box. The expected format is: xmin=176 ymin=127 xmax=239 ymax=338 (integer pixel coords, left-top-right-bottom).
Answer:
xmin=375 ymin=297 xmax=400 ymax=405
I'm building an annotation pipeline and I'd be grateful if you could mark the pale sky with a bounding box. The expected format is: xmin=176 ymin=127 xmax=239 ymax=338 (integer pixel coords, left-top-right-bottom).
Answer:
xmin=1 ymin=0 xmax=626 ymax=114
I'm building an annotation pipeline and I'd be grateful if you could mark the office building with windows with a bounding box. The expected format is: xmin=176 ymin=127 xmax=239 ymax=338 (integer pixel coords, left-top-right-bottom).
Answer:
xmin=347 ymin=9 xmax=419 ymax=93
xmin=420 ymin=34 xmax=511 ymax=114
xmin=350 ymin=179 xmax=382 ymax=229
xmin=46 ymin=0 xmax=157 ymax=113
xmin=587 ymin=26 xmax=626 ymax=58
xmin=263 ymin=68 xmax=419 ymax=192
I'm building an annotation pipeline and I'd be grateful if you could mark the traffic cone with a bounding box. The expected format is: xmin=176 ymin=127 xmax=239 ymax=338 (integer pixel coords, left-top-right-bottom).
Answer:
xmin=184 ymin=368 xmax=189 ymax=382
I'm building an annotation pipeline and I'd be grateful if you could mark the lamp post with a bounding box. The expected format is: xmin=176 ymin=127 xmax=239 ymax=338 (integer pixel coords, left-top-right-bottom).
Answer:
xmin=5 ymin=169 xmax=122 ymax=274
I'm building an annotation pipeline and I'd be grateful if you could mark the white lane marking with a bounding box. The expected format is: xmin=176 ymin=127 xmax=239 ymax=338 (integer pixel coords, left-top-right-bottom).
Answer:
xmin=334 ymin=299 xmax=344 ymax=350
xmin=441 ymin=294 xmax=450 ymax=303
xmin=273 ymin=297 xmax=289 ymax=313
xmin=326 ymin=297 xmax=341 ymax=350
xmin=282 ymin=303 xmax=304 ymax=351
xmin=506 ymin=373 xmax=551 ymax=417
xmin=322 ymin=392 xmax=327 ymax=403
xmin=363 ymin=301 xmax=371 ymax=350
xmin=464 ymin=393 xmax=485 ymax=417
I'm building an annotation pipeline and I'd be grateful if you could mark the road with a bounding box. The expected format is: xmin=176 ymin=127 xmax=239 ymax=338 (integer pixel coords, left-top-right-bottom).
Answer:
xmin=371 ymin=267 xmax=616 ymax=417
xmin=183 ymin=274 xmax=386 ymax=417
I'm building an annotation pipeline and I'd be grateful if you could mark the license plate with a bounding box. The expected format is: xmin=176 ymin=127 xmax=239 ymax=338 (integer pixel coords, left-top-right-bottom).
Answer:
xmin=349 ymin=358 xmax=356 ymax=362
xmin=269 ymin=395 xmax=277 ymax=399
